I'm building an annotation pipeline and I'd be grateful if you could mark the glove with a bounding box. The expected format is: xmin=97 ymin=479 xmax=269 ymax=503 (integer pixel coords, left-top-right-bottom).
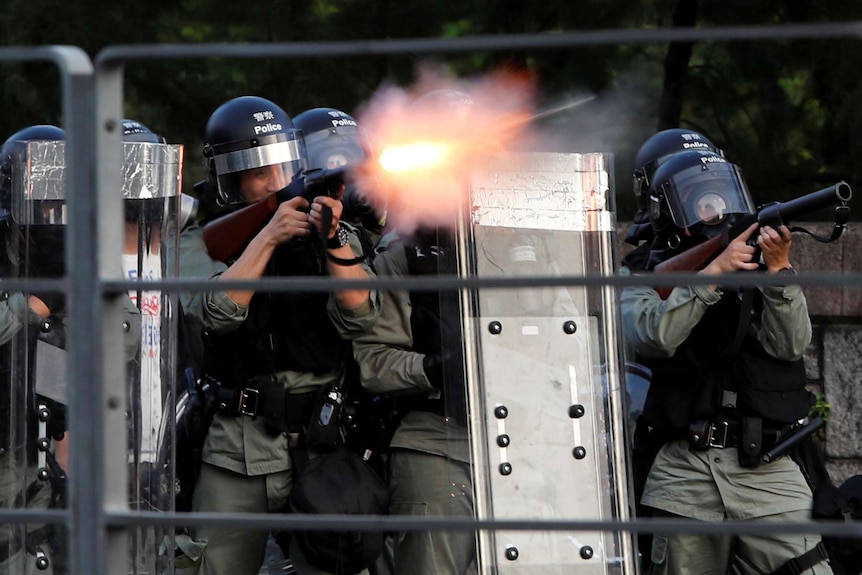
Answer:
xmin=422 ymin=353 xmax=445 ymax=390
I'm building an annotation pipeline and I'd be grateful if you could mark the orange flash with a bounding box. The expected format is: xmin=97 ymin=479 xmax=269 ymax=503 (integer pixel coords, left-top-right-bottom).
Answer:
xmin=354 ymin=63 xmax=537 ymax=233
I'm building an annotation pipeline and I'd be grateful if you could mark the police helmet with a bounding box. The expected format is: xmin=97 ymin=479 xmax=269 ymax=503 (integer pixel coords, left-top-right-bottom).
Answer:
xmin=202 ymin=96 xmax=306 ymax=206
xmin=0 ymin=125 xmax=67 ymax=225
xmin=648 ymin=150 xmax=754 ymax=235
xmin=122 ymin=119 xmax=166 ymax=144
xmin=633 ymin=129 xmax=721 ymax=208
xmin=122 ymin=119 xmax=171 ymax=224
xmin=293 ymin=107 xmax=366 ymax=171
xmin=0 ymin=125 xmax=67 ymax=278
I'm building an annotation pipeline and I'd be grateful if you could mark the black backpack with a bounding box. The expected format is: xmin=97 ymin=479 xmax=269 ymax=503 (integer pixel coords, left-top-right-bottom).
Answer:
xmin=773 ymin=471 xmax=862 ymax=575
xmin=287 ymin=446 xmax=391 ymax=575
xmin=809 ymin=475 xmax=862 ymax=575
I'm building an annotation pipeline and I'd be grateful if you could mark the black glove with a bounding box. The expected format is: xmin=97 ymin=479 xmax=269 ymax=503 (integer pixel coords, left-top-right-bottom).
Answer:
xmin=422 ymin=353 xmax=445 ymax=390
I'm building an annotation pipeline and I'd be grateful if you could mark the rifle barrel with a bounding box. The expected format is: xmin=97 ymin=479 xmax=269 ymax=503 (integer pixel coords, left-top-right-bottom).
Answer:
xmin=758 ymin=181 xmax=852 ymax=227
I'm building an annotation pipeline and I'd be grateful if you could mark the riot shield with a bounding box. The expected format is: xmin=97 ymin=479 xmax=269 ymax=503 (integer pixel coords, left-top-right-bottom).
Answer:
xmin=120 ymin=140 xmax=183 ymax=575
xmin=460 ymin=152 xmax=638 ymax=574
xmin=0 ymin=138 xmax=69 ymax=574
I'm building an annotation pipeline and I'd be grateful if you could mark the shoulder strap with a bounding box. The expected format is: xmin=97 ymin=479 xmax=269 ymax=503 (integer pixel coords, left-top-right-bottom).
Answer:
xmin=769 ymin=541 xmax=830 ymax=575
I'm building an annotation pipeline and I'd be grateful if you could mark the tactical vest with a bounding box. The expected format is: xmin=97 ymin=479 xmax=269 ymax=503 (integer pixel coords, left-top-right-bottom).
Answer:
xmin=203 ymin=242 xmax=349 ymax=386
xmin=638 ymin=289 xmax=813 ymax=435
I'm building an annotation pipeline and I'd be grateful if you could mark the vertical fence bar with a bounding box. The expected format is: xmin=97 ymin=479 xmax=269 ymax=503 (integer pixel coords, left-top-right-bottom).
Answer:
xmin=44 ymin=46 xmax=106 ymax=575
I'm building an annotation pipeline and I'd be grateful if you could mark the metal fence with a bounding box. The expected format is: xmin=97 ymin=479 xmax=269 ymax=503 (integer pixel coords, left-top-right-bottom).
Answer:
xmin=2 ymin=20 xmax=862 ymax=575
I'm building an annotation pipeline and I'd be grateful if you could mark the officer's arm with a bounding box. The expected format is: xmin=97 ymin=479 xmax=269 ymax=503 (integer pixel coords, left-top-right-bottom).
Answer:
xmin=620 ymin=268 xmax=719 ymax=358
xmin=326 ymin=226 xmax=380 ymax=337
xmin=755 ymin=225 xmax=811 ymax=360
xmin=352 ymin=247 xmax=435 ymax=395
xmin=0 ymin=292 xmax=40 ymax=346
xmin=177 ymin=224 xmax=247 ymax=335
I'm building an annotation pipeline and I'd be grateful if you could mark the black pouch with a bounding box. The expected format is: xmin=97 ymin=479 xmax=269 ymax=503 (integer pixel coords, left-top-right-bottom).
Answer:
xmin=306 ymin=381 xmax=344 ymax=453
xmin=738 ymin=416 xmax=763 ymax=468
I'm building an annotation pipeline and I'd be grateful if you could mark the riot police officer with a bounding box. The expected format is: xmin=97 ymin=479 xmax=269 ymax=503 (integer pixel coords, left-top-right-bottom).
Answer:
xmin=620 ymin=146 xmax=830 ymax=574
xmin=292 ymin=106 xmax=386 ymax=253
xmin=176 ymin=95 xmax=378 ymax=575
xmin=352 ymin=89 xmax=478 ymax=575
xmin=0 ymin=124 xmax=142 ymax=574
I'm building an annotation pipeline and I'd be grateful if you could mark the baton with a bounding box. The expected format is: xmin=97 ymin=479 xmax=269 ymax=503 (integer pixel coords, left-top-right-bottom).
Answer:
xmin=762 ymin=417 xmax=825 ymax=463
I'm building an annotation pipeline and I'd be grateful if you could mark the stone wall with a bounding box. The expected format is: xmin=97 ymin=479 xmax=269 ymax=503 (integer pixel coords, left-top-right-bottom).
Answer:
xmin=617 ymin=222 xmax=862 ymax=484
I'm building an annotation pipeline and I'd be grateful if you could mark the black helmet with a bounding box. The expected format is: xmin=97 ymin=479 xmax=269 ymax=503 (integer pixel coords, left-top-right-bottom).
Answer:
xmin=122 ymin=119 xmax=172 ymax=224
xmin=625 ymin=129 xmax=722 ymax=247
xmin=293 ymin=107 xmax=366 ymax=171
xmin=633 ymin=128 xmax=721 ymax=207
xmin=648 ymin=150 xmax=754 ymax=235
xmin=202 ymin=96 xmax=306 ymax=206
xmin=122 ymin=119 xmax=166 ymax=144
xmin=0 ymin=125 xmax=67 ymax=224
xmin=0 ymin=125 xmax=67 ymax=278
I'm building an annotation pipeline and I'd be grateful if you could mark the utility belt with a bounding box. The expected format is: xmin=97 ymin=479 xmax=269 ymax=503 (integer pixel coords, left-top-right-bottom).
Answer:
xmin=687 ymin=416 xmax=794 ymax=467
xmin=211 ymin=376 xmax=317 ymax=435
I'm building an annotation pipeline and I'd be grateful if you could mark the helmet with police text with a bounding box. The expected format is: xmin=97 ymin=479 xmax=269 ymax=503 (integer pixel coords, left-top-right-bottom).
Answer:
xmin=648 ymin=150 xmax=754 ymax=236
xmin=625 ymin=130 xmax=722 ymax=246
xmin=633 ymin=128 xmax=722 ymax=208
xmin=202 ymin=96 xmax=306 ymax=206
xmin=293 ymin=107 xmax=366 ymax=171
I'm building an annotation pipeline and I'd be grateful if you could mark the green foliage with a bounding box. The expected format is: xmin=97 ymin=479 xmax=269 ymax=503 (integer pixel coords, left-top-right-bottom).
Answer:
xmin=0 ymin=0 xmax=860 ymax=219
xmin=811 ymin=393 xmax=832 ymax=422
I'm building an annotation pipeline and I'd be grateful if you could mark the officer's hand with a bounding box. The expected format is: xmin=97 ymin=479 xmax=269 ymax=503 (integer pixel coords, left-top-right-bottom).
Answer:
xmin=703 ymin=222 xmax=760 ymax=275
xmin=262 ymin=196 xmax=311 ymax=245
xmin=758 ymin=224 xmax=792 ymax=273
xmin=309 ymin=195 xmax=343 ymax=241
xmin=422 ymin=352 xmax=445 ymax=390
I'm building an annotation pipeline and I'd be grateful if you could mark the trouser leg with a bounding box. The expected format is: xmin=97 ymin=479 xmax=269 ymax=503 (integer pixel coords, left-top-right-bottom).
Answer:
xmin=389 ymin=450 xmax=475 ymax=575
xmin=191 ymin=463 xmax=270 ymax=575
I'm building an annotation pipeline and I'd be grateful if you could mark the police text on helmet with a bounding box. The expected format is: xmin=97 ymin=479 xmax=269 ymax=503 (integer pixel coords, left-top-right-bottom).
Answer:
xmin=253 ymin=122 xmax=283 ymax=134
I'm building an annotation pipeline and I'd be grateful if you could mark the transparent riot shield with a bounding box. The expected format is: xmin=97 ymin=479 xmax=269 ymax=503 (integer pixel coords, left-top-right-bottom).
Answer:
xmin=460 ymin=152 xmax=638 ymax=574
xmin=120 ymin=140 xmax=183 ymax=574
xmin=1 ymin=138 xmax=69 ymax=574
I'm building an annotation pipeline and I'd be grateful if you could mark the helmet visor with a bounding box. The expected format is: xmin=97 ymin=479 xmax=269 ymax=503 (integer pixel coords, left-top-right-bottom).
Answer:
xmin=211 ymin=131 xmax=307 ymax=205
xmin=303 ymin=126 xmax=365 ymax=171
xmin=661 ymin=162 xmax=754 ymax=228
xmin=212 ymin=131 xmax=305 ymax=175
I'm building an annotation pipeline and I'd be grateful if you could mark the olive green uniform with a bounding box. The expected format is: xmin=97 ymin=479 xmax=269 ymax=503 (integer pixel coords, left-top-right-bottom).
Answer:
xmin=353 ymin=231 xmax=475 ymax=575
xmin=621 ymin=276 xmax=830 ymax=575
xmin=178 ymin=223 xmax=377 ymax=575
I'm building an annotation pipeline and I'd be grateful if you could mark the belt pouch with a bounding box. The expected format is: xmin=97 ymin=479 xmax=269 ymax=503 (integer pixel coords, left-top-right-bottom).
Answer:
xmin=738 ymin=416 xmax=763 ymax=468
xmin=262 ymin=379 xmax=287 ymax=433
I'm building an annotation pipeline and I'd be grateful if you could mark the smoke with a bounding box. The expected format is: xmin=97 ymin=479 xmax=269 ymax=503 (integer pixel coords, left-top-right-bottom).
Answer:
xmin=353 ymin=62 xmax=538 ymax=234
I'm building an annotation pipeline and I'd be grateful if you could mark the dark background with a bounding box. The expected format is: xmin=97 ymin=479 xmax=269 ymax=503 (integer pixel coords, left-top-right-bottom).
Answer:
xmin=2 ymin=0 xmax=861 ymax=221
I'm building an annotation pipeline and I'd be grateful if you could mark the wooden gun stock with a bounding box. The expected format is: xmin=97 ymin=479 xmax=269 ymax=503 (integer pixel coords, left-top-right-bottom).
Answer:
xmin=652 ymin=231 xmax=730 ymax=299
xmin=202 ymin=193 xmax=279 ymax=263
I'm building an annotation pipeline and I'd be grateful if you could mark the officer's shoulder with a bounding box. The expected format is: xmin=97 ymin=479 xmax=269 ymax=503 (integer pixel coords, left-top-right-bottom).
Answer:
xmin=375 ymin=230 xmax=403 ymax=253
